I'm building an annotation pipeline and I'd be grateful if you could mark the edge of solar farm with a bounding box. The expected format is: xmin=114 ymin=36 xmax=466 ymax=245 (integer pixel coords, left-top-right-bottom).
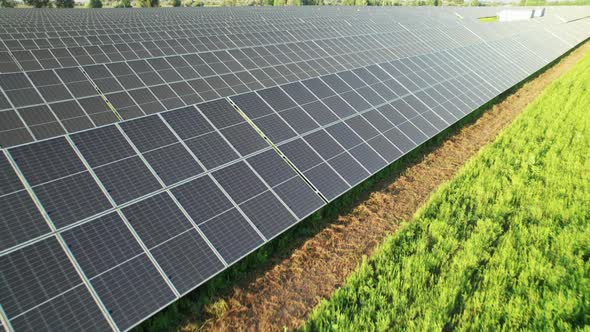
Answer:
xmin=1 ymin=9 xmax=590 ymax=332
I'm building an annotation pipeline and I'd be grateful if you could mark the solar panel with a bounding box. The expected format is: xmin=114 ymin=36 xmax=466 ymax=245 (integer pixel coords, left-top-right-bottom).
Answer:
xmin=1 ymin=6 xmax=589 ymax=331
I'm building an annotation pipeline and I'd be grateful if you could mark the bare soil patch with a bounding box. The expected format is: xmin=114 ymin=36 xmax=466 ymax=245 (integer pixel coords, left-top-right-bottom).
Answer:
xmin=182 ymin=41 xmax=590 ymax=332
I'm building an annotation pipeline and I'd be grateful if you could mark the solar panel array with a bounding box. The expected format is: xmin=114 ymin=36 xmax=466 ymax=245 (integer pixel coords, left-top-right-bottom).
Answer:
xmin=1 ymin=6 xmax=589 ymax=332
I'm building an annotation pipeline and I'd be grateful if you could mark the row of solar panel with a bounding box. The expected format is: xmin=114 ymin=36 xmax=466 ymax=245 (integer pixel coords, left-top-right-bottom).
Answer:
xmin=0 ymin=30 xmax=433 ymax=147
xmin=0 ymin=23 xmax=412 ymax=74
xmin=0 ymin=34 xmax=558 ymax=331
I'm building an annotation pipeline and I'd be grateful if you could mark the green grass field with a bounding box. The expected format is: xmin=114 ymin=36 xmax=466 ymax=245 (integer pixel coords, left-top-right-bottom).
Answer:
xmin=305 ymin=50 xmax=590 ymax=331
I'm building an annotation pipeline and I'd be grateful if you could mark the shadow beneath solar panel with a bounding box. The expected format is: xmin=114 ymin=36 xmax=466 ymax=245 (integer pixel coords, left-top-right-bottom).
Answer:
xmin=134 ymin=38 xmax=590 ymax=332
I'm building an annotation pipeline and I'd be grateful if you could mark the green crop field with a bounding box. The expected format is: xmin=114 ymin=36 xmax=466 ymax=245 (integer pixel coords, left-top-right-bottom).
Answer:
xmin=305 ymin=50 xmax=590 ymax=331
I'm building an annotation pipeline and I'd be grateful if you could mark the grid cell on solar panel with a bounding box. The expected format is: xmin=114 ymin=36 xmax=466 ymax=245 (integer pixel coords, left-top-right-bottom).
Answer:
xmin=91 ymin=254 xmax=176 ymax=331
xmin=220 ymin=122 xmax=268 ymax=157
xmin=94 ymin=156 xmax=162 ymax=205
xmin=367 ymin=135 xmax=403 ymax=163
xmin=0 ymin=152 xmax=24 ymax=195
xmin=411 ymin=115 xmax=439 ymax=138
xmin=230 ymin=92 xmax=275 ymax=120
xmin=397 ymin=121 xmax=428 ymax=145
xmin=278 ymin=106 xmax=320 ymax=135
xmin=362 ymin=109 xmax=394 ymax=133
xmin=120 ymin=115 xmax=178 ymax=152
xmin=303 ymin=129 xmax=344 ymax=160
xmin=10 ymin=137 xmax=85 ymax=186
xmin=63 ymin=212 xmax=143 ymax=278
xmin=0 ymin=237 xmax=81 ymax=319
xmin=349 ymin=142 xmax=387 ymax=173
xmin=10 ymin=285 xmax=112 ymax=332
xmin=244 ymin=149 xmax=294 ymax=188
xmin=151 ymin=229 xmax=225 ymax=295
xmin=324 ymin=122 xmax=364 ymax=150
xmin=78 ymin=96 xmax=118 ymax=126
xmin=301 ymin=77 xmax=336 ymax=99
xmin=257 ymin=86 xmax=297 ymax=112
xmin=340 ymin=90 xmax=372 ymax=112
xmin=382 ymin=127 xmax=416 ymax=153
xmin=281 ymin=82 xmax=317 ymax=105
xmin=239 ymin=191 xmax=297 ymax=239
xmin=252 ymin=113 xmax=297 ymax=143
xmin=303 ymin=163 xmax=349 ymax=201
xmin=273 ymin=175 xmax=324 ymax=218
xmin=322 ymin=74 xmax=353 ymax=93
xmin=321 ymin=95 xmax=356 ymax=119
xmin=278 ymin=138 xmax=323 ymax=172
xmin=212 ymin=161 xmax=268 ymax=205
xmin=161 ymin=105 xmax=214 ymax=140
xmin=199 ymin=208 xmax=264 ymax=264
xmin=421 ymin=110 xmax=448 ymax=131
xmin=0 ymin=190 xmax=49 ymax=251
xmin=143 ymin=143 xmax=203 ymax=186
xmin=327 ymin=152 xmax=370 ymax=187
xmin=122 ymin=192 xmax=193 ymax=249
xmin=197 ymin=98 xmax=244 ymax=129
xmin=34 ymin=171 xmax=112 ymax=228
xmin=345 ymin=116 xmax=380 ymax=141
xmin=72 ymin=124 xmax=135 ymax=168
xmin=171 ymin=175 xmax=233 ymax=224
xmin=184 ymin=131 xmax=238 ymax=170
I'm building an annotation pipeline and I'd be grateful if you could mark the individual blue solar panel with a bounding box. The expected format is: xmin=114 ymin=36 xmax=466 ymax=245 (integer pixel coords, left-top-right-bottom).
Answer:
xmin=301 ymin=100 xmax=339 ymax=126
xmin=325 ymin=122 xmax=364 ymax=150
xmin=327 ymin=152 xmax=371 ymax=187
xmin=151 ymin=229 xmax=225 ymax=295
xmin=349 ymin=143 xmax=387 ymax=174
xmin=94 ymin=156 xmax=162 ymax=205
xmin=33 ymin=171 xmax=112 ymax=228
xmin=119 ymin=115 xmax=178 ymax=152
xmin=160 ymin=106 xmax=215 ymax=140
xmin=302 ymin=77 xmax=336 ymax=99
xmin=239 ymin=191 xmax=297 ymax=239
xmin=230 ymin=92 xmax=275 ymax=119
xmin=10 ymin=137 xmax=86 ymax=186
xmin=377 ymin=103 xmax=408 ymax=127
xmin=278 ymin=138 xmax=323 ymax=172
xmin=281 ymin=82 xmax=317 ymax=105
xmin=91 ymin=254 xmax=176 ymax=331
xmin=398 ymin=121 xmax=428 ymax=145
xmin=72 ymin=125 xmax=136 ymax=168
xmin=0 ymin=190 xmax=49 ymax=251
xmin=212 ymin=161 xmax=267 ymax=204
xmin=143 ymin=143 xmax=203 ymax=186
xmin=122 ymin=192 xmax=193 ymax=249
xmin=184 ymin=131 xmax=239 ymax=170
xmin=322 ymin=95 xmax=357 ymax=119
xmin=345 ymin=116 xmax=380 ymax=141
xmin=10 ymin=285 xmax=112 ymax=332
xmin=258 ymin=87 xmax=297 ymax=112
xmin=198 ymin=98 xmax=244 ymax=129
xmin=278 ymin=106 xmax=320 ymax=135
xmin=219 ymin=122 xmax=268 ymax=157
xmin=274 ymin=176 xmax=325 ymax=219
xmin=252 ymin=113 xmax=297 ymax=143
xmin=246 ymin=149 xmax=297 ymax=187
xmin=199 ymin=208 xmax=264 ymax=264
xmin=171 ymin=175 xmax=233 ymax=224
xmin=63 ymin=212 xmax=143 ymax=278
xmin=303 ymin=163 xmax=349 ymax=201
xmin=0 ymin=153 xmax=23 ymax=195
xmin=0 ymin=237 xmax=81 ymax=319
xmin=303 ymin=130 xmax=344 ymax=160
xmin=367 ymin=135 xmax=403 ymax=163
